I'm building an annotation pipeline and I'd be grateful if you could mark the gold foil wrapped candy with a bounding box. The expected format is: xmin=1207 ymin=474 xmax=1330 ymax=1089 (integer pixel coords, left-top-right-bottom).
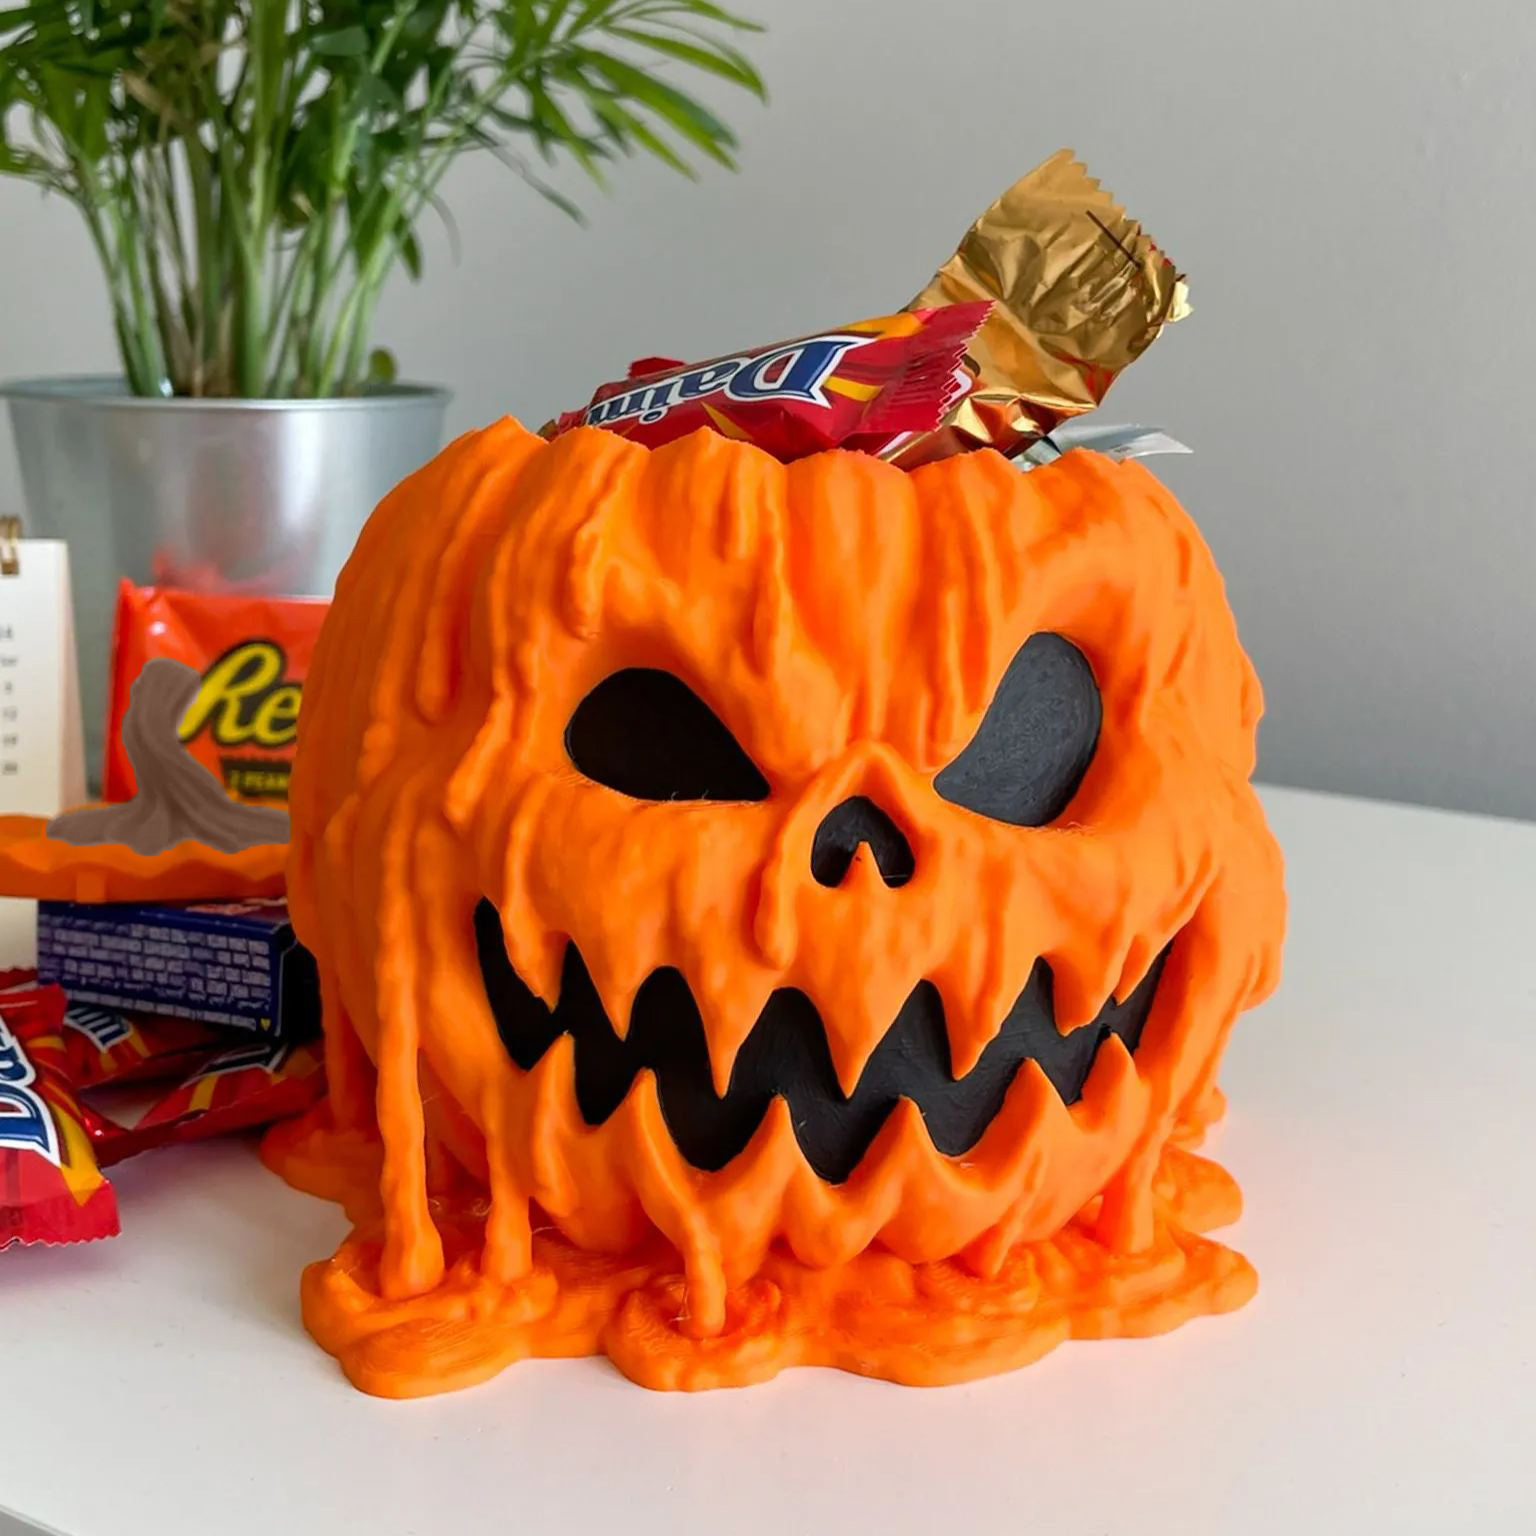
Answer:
xmin=894 ymin=150 xmax=1189 ymax=466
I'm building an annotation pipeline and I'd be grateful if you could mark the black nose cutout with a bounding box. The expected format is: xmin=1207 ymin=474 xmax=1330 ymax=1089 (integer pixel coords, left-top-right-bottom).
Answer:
xmin=811 ymin=796 xmax=915 ymax=889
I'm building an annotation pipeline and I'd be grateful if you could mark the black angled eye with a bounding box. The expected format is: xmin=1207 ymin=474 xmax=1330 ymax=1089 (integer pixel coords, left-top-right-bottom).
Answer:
xmin=934 ymin=634 xmax=1101 ymax=827
xmin=566 ymin=668 xmax=770 ymax=802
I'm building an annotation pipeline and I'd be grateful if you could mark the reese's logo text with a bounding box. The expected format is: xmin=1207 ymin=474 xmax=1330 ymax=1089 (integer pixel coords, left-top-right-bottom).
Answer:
xmin=179 ymin=640 xmax=303 ymax=751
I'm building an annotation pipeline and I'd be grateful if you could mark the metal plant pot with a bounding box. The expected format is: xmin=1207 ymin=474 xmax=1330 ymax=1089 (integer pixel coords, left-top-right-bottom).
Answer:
xmin=2 ymin=375 xmax=450 ymax=780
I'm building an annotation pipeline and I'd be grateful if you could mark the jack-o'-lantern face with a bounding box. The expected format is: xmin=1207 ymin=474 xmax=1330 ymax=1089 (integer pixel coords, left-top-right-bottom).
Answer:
xmin=480 ymin=627 xmax=1135 ymax=1190
xmin=286 ymin=420 xmax=1284 ymax=1339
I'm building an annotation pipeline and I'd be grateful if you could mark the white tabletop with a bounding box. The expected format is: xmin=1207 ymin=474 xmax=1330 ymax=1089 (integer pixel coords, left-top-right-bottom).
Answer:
xmin=3 ymin=784 xmax=1534 ymax=1536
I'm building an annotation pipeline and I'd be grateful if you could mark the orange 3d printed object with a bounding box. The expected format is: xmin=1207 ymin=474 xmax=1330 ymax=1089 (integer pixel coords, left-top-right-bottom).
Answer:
xmin=263 ymin=422 xmax=1286 ymax=1395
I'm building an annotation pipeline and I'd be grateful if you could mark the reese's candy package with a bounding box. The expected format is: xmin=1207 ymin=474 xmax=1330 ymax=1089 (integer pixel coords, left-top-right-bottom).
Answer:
xmin=1 ymin=985 xmax=120 ymax=1249
xmin=63 ymin=1002 xmax=223 ymax=1090
xmin=547 ymin=303 xmax=990 ymax=461
xmin=84 ymin=1036 xmax=323 ymax=1167
xmin=105 ymin=583 xmax=328 ymax=806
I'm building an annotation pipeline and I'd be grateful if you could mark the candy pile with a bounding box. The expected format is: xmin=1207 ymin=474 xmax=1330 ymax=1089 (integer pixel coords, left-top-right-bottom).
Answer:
xmin=547 ymin=149 xmax=1188 ymax=470
xmin=2 ymin=575 xmax=326 ymax=1251
xmin=1 ymin=900 xmax=321 ymax=1251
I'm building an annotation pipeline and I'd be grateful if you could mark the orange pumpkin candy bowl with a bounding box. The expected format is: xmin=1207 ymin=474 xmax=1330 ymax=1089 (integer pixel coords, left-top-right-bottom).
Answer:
xmin=262 ymin=418 xmax=1286 ymax=1395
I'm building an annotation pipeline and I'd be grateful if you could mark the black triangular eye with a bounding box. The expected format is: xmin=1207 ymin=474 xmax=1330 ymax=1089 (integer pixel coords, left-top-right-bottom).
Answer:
xmin=934 ymin=634 xmax=1101 ymax=827
xmin=566 ymin=668 xmax=770 ymax=802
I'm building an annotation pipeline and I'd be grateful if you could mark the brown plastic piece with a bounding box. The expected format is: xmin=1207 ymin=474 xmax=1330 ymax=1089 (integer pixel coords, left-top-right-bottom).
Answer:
xmin=49 ymin=659 xmax=289 ymax=856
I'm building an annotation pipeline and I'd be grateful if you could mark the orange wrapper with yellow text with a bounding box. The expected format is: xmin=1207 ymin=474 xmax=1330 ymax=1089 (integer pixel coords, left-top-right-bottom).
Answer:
xmin=104 ymin=584 xmax=328 ymax=806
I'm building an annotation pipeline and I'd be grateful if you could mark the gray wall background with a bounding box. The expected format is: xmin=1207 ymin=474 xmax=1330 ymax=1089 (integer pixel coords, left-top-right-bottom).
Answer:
xmin=3 ymin=0 xmax=1534 ymax=819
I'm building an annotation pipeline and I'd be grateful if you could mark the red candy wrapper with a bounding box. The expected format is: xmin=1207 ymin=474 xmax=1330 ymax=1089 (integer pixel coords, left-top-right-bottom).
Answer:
xmin=1 ymin=986 xmax=120 ymax=1249
xmin=547 ymin=304 xmax=990 ymax=462
xmin=106 ymin=583 xmax=329 ymax=806
xmin=63 ymin=1002 xmax=224 ymax=1090
xmin=85 ymin=1035 xmax=324 ymax=1167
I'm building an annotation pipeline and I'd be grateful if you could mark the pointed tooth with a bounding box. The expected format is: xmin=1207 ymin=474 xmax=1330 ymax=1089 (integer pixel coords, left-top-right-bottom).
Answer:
xmin=957 ymin=1057 xmax=1065 ymax=1178
xmin=579 ymin=943 xmax=648 ymax=1042
xmin=486 ymin=789 xmax=567 ymax=1009
xmin=814 ymin=969 xmax=917 ymax=1100
xmin=881 ymin=1095 xmax=933 ymax=1153
xmin=707 ymin=1037 xmax=735 ymax=1101
xmin=933 ymin=974 xmax=992 ymax=1080
xmin=689 ymin=957 xmax=777 ymax=1097
xmin=934 ymin=880 xmax=1009 ymax=1074
xmin=843 ymin=1097 xmax=935 ymax=1204
xmin=976 ymin=960 xmax=1026 ymax=1044
xmin=501 ymin=915 xmax=566 ymax=1009
xmin=822 ymin=1004 xmax=886 ymax=1099
xmin=798 ymin=861 xmax=920 ymax=1095
xmin=948 ymin=939 xmax=1048 ymax=1080
xmin=1073 ymin=1032 xmax=1145 ymax=1129
xmin=1116 ymin=930 xmax=1164 ymax=1001
xmin=938 ymin=1058 xmax=1081 ymax=1251
xmin=826 ymin=1030 xmax=876 ymax=1101
xmin=1048 ymin=943 xmax=1128 ymax=1035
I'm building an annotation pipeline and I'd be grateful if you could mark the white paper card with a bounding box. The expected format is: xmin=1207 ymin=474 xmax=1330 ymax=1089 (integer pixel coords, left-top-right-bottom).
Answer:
xmin=0 ymin=537 xmax=86 ymax=967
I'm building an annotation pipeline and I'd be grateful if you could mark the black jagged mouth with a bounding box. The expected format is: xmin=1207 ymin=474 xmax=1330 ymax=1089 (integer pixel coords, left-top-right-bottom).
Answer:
xmin=475 ymin=899 xmax=1167 ymax=1185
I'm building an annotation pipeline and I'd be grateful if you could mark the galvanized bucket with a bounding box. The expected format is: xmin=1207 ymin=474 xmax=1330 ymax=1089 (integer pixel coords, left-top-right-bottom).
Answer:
xmin=2 ymin=376 xmax=449 ymax=782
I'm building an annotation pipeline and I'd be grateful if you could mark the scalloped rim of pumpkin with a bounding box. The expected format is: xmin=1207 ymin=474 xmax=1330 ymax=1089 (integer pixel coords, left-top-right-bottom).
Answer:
xmin=264 ymin=1105 xmax=1253 ymax=1396
xmin=0 ymin=814 xmax=286 ymax=904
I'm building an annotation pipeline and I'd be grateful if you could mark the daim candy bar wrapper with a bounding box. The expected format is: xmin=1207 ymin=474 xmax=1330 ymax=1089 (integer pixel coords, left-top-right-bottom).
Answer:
xmin=547 ymin=304 xmax=989 ymax=462
xmin=1 ymin=985 xmax=119 ymax=1249
xmin=84 ymin=1035 xmax=324 ymax=1167
xmin=63 ymin=1001 xmax=225 ymax=1089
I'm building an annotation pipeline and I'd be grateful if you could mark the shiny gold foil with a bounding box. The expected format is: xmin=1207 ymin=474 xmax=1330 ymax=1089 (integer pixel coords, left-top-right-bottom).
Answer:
xmin=894 ymin=150 xmax=1187 ymax=465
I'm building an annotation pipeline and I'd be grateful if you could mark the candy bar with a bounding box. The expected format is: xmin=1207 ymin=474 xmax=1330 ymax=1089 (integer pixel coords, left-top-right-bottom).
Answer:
xmin=547 ymin=304 xmax=989 ymax=462
xmin=38 ymin=898 xmax=320 ymax=1039
xmin=895 ymin=149 xmax=1188 ymax=466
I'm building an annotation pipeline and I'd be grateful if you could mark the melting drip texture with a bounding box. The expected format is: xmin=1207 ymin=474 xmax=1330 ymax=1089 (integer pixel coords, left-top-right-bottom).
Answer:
xmin=268 ymin=422 xmax=1286 ymax=1394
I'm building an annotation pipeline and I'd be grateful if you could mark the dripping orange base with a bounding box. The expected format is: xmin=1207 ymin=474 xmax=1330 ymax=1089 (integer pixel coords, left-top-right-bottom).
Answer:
xmin=264 ymin=1107 xmax=1255 ymax=1397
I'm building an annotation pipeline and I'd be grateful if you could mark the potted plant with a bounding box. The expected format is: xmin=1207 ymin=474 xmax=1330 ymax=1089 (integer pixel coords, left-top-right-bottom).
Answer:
xmin=0 ymin=0 xmax=763 ymax=764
